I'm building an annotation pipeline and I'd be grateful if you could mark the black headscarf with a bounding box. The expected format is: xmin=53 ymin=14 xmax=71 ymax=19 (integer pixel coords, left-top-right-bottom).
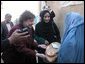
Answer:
xmin=35 ymin=10 xmax=61 ymax=43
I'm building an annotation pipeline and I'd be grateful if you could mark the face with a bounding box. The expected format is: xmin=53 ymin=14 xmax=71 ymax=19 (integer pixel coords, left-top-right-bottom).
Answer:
xmin=23 ymin=18 xmax=34 ymax=28
xmin=43 ymin=12 xmax=50 ymax=23
xmin=5 ymin=16 xmax=12 ymax=22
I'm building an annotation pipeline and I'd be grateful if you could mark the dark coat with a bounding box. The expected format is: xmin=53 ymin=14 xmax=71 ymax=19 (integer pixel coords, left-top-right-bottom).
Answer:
xmin=35 ymin=21 xmax=61 ymax=44
xmin=1 ymin=21 xmax=14 ymax=40
xmin=2 ymin=24 xmax=38 ymax=63
xmin=35 ymin=10 xmax=61 ymax=44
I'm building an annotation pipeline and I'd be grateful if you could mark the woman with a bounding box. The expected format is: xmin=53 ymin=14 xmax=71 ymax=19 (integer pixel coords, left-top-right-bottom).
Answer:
xmin=2 ymin=10 xmax=38 ymax=63
xmin=35 ymin=10 xmax=61 ymax=44
xmin=35 ymin=10 xmax=61 ymax=63
xmin=57 ymin=12 xmax=84 ymax=63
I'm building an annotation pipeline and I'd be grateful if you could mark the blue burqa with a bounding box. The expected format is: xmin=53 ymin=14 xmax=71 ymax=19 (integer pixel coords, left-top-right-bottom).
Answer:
xmin=58 ymin=12 xmax=84 ymax=63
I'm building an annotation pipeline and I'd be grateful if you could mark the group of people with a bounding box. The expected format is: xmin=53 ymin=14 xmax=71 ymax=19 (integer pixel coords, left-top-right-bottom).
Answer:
xmin=1 ymin=5 xmax=84 ymax=63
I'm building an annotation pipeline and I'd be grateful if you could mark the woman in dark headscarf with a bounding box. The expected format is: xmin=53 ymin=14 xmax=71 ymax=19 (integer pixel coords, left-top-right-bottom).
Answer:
xmin=57 ymin=12 xmax=84 ymax=63
xmin=35 ymin=10 xmax=61 ymax=44
xmin=35 ymin=10 xmax=61 ymax=63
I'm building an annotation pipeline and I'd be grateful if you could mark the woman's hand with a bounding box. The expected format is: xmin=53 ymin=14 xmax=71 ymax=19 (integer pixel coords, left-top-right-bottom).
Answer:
xmin=38 ymin=44 xmax=47 ymax=49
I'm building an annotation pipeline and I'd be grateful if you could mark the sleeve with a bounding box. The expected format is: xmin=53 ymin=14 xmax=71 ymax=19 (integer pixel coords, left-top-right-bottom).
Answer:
xmin=1 ymin=25 xmax=11 ymax=52
xmin=35 ymin=24 xmax=45 ymax=44
xmin=15 ymin=43 xmax=36 ymax=57
xmin=9 ymin=26 xmax=36 ymax=56
xmin=1 ymin=24 xmax=6 ymax=40
xmin=1 ymin=39 xmax=10 ymax=52
xmin=34 ymin=35 xmax=45 ymax=44
xmin=31 ymin=40 xmax=38 ymax=50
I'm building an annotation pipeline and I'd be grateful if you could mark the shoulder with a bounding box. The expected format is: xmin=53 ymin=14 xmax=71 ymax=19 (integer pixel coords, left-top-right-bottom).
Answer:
xmin=36 ymin=22 xmax=42 ymax=27
xmin=8 ymin=24 xmax=21 ymax=36
xmin=1 ymin=21 xmax=6 ymax=28
xmin=11 ymin=24 xmax=20 ymax=31
xmin=1 ymin=21 xmax=5 ymax=25
xmin=52 ymin=22 xmax=57 ymax=26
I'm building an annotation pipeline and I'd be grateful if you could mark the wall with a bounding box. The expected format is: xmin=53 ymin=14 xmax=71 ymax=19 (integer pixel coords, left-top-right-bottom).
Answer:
xmin=46 ymin=1 xmax=84 ymax=38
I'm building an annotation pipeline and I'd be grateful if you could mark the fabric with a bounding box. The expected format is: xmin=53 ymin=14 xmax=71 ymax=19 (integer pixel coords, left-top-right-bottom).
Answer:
xmin=58 ymin=12 xmax=84 ymax=63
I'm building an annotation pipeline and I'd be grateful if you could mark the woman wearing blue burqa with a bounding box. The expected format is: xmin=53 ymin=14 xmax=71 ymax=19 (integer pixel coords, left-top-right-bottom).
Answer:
xmin=57 ymin=12 xmax=84 ymax=63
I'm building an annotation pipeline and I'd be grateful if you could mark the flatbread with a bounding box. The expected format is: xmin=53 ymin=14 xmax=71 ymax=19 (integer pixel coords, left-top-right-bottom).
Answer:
xmin=45 ymin=42 xmax=61 ymax=62
xmin=46 ymin=44 xmax=56 ymax=57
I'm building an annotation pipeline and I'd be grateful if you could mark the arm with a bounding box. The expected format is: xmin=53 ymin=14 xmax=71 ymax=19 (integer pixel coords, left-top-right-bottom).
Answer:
xmin=1 ymin=24 xmax=6 ymax=40
xmin=1 ymin=26 xmax=10 ymax=52
xmin=30 ymin=39 xmax=38 ymax=50
xmin=9 ymin=27 xmax=37 ymax=56
xmin=1 ymin=25 xmax=15 ymax=52
xmin=35 ymin=24 xmax=46 ymax=44
xmin=1 ymin=30 xmax=29 ymax=52
xmin=34 ymin=35 xmax=45 ymax=44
